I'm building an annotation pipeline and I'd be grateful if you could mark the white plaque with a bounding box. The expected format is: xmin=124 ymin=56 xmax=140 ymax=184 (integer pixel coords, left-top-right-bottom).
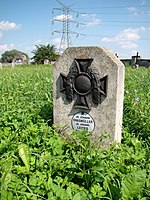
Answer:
xmin=72 ymin=112 xmax=95 ymax=133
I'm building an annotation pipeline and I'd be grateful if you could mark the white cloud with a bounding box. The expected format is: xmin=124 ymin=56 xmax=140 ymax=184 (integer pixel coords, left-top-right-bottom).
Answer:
xmin=101 ymin=37 xmax=113 ymax=43
xmin=101 ymin=27 xmax=146 ymax=50
xmin=54 ymin=14 xmax=73 ymax=21
xmin=119 ymin=28 xmax=140 ymax=40
xmin=80 ymin=14 xmax=87 ymax=17
xmin=34 ymin=39 xmax=42 ymax=44
xmin=0 ymin=43 xmax=14 ymax=52
xmin=128 ymin=7 xmax=138 ymax=15
xmin=84 ymin=18 xmax=101 ymax=27
xmin=26 ymin=40 xmax=49 ymax=56
xmin=120 ymin=42 xmax=138 ymax=49
xmin=147 ymin=11 xmax=150 ymax=16
xmin=0 ymin=21 xmax=21 ymax=31
xmin=0 ymin=32 xmax=2 ymax=38
xmin=139 ymin=26 xmax=147 ymax=31
xmin=0 ymin=21 xmax=21 ymax=40
xmin=26 ymin=45 xmax=35 ymax=52
xmin=51 ymin=37 xmax=68 ymax=52
xmin=80 ymin=14 xmax=101 ymax=27
xmin=102 ymin=28 xmax=141 ymax=43
xmin=52 ymin=37 xmax=61 ymax=49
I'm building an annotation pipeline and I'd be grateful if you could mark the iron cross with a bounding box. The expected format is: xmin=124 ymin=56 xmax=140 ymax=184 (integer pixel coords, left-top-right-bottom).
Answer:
xmin=60 ymin=59 xmax=107 ymax=109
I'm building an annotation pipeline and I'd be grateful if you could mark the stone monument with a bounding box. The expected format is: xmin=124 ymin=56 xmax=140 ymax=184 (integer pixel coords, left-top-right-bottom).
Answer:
xmin=0 ymin=62 xmax=2 ymax=69
xmin=11 ymin=61 xmax=15 ymax=68
xmin=131 ymin=52 xmax=140 ymax=68
xmin=44 ymin=59 xmax=50 ymax=65
xmin=53 ymin=46 xmax=125 ymax=144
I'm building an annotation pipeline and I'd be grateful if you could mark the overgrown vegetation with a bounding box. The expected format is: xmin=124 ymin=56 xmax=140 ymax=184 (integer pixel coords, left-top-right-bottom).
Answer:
xmin=123 ymin=66 xmax=150 ymax=144
xmin=31 ymin=44 xmax=59 ymax=64
xmin=0 ymin=64 xmax=149 ymax=199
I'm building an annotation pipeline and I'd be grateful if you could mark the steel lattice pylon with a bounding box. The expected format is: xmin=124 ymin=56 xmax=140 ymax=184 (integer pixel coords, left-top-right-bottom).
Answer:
xmin=59 ymin=4 xmax=71 ymax=52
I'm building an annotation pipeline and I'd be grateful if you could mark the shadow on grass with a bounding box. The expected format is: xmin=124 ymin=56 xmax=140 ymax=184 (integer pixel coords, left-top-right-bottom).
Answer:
xmin=39 ymin=103 xmax=53 ymax=126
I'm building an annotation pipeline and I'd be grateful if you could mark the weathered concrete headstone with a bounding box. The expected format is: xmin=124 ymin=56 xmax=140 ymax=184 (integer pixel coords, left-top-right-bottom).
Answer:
xmin=44 ymin=59 xmax=50 ymax=65
xmin=0 ymin=62 xmax=2 ymax=69
xmin=131 ymin=52 xmax=140 ymax=68
xmin=53 ymin=46 xmax=125 ymax=144
xmin=11 ymin=61 xmax=15 ymax=67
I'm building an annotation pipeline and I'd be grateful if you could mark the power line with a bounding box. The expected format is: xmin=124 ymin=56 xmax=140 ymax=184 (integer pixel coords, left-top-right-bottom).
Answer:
xmin=73 ymin=5 xmax=150 ymax=9
xmin=73 ymin=31 xmax=150 ymax=40
xmin=70 ymin=9 xmax=150 ymax=26
xmin=85 ymin=34 xmax=150 ymax=41
xmin=80 ymin=20 xmax=150 ymax=24
xmin=51 ymin=1 xmax=150 ymax=49
xmin=71 ymin=10 xmax=150 ymax=15
xmin=70 ymin=5 xmax=150 ymax=18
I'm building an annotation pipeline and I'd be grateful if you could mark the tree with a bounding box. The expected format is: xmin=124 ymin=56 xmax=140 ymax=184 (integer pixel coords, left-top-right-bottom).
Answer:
xmin=31 ymin=44 xmax=59 ymax=64
xmin=1 ymin=49 xmax=29 ymax=63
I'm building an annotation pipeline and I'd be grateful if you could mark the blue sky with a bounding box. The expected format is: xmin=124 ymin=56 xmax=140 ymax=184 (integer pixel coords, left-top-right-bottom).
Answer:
xmin=0 ymin=0 xmax=150 ymax=59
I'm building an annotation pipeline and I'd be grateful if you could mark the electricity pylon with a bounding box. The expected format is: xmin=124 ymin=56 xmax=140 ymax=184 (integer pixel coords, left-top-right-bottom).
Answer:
xmin=52 ymin=0 xmax=83 ymax=53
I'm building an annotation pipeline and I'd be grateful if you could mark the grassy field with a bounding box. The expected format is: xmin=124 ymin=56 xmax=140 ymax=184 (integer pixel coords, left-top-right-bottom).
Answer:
xmin=0 ymin=64 xmax=150 ymax=199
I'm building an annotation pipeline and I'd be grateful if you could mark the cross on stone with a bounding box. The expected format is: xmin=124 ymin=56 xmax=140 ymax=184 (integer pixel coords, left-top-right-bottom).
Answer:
xmin=135 ymin=52 xmax=140 ymax=58
xmin=60 ymin=59 xmax=107 ymax=110
xmin=135 ymin=52 xmax=140 ymax=64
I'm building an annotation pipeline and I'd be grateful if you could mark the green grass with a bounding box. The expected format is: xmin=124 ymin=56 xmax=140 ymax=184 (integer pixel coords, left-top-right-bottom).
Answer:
xmin=0 ymin=65 xmax=53 ymax=129
xmin=123 ymin=66 xmax=150 ymax=142
xmin=0 ymin=64 xmax=149 ymax=200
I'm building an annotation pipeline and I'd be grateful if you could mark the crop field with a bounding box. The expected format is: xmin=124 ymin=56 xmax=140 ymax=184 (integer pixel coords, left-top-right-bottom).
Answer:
xmin=0 ymin=64 xmax=150 ymax=199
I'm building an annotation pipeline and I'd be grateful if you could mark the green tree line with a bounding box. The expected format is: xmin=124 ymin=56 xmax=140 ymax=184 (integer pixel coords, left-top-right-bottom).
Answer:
xmin=0 ymin=44 xmax=59 ymax=64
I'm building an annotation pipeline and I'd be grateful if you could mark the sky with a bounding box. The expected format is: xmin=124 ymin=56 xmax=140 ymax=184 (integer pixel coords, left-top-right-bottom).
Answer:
xmin=0 ymin=0 xmax=150 ymax=59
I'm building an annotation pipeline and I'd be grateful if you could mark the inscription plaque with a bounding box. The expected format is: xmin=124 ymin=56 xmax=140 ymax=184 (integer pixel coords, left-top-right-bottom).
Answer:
xmin=72 ymin=112 xmax=95 ymax=133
